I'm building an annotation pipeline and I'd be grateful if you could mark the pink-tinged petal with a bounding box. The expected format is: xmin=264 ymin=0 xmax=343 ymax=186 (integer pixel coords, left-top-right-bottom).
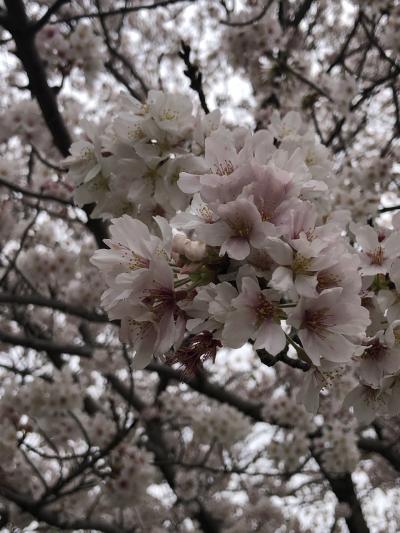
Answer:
xmin=222 ymin=309 xmax=255 ymax=348
xmin=205 ymin=133 xmax=238 ymax=172
xmin=153 ymin=216 xmax=173 ymax=250
xmin=265 ymin=238 xmax=293 ymax=265
xmin=330 ymin=305 xmax=370 ymax=335
xmin=286 ymin=298 xmax=307 ymax=329
xmin=254 ymin=322 xmax=286 ymax=355
xmin=270 ymin=266 xmax=294 ymax=292
xmin=150 ymin=258 xmax=174 ymax=289
xmin=109 ymin=215 xmax=150 ymax=253
xmin=377 ymin=289 xmax=397 ymax=311
xmin=297 ymin=330 xmax=321 ymax=366
xmin=197 ymin=221 xmax=231 ymax=246
xmin=297 ymin=370 xmax=321 ymax=414
xmin=177 ymin=172 xmax=201 ymax=193
xmin=252 ymin=130 xmax=275 ymax=163
xmin=353 ymin=225 xmax=379 ymax=252
xmin=250 ymin=222 xmax=277 ymax=248
xmin=174 ymin=315 xmax=187 ymax=349
xmin=239 ymin=276 xmax=260 ymax=301
xmin=383 ymin=231 xmax=400 ymax=258
xmin=390 ymin=258 xmax=400 ymax=290
xmin=299 ymin=329 xmax=355 ymax=365
xmin=156 ymin=310 xmax=176 ymax=354
xmin=261 ymin=221 xmax=278 ymax=238
xmin=186 ymin=317 xmax=204 ymax=332
xmin=90 ymin=249 xmax=123 ymax=270
xmin=363 ymin=264 xmax=388 ymax=276
xmin=132 ymin=329 xmax=157 ymax=369
xmin=358 ymin=349 xmax=400 ymax=387
xmin=295 ymin=274 xmax=318 ymax=298
xmin=220 ymin=237 xmax=250 ymax=260
xmin=84 ymin=163 xmax=101 ymax=182
xmin=218 ymin=197 xmax=261 ymax=228
xmin=311 ymin=287 xmax=343 ymax=310
xmin=343 ymin=385 xmax=381 ymax=425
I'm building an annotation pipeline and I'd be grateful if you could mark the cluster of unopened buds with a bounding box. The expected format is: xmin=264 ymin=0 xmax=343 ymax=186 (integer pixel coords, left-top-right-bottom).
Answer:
xmin=64 ymin=89 xmax=400 ymax=421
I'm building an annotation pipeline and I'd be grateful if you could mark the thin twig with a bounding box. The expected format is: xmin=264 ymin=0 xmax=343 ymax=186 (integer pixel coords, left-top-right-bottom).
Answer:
xmin=179 ymin=41 xmax=209 ymax=114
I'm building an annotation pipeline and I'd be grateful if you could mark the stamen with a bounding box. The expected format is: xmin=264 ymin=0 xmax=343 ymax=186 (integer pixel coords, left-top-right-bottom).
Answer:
xmin=255 ymin=295 xmax=275 ymax=320
xmin=303 ymin=308 xmax=333 ymax=334
xmin=213 ymin=160 xmax=234 ymax=176
xmin=227 ymin=216 xmax=252 ymax=238
xmin=292 ymin=253 xmax=313 ymax=273
xmin=166 ymin=332 xmax=221 ymax=375
xmin=366 ymin=246 xmax=384 ymax=265
xmin=361 ymin=339 xmax=386 ymax=360
xmin=317 ymin=271 xmax=340 ymax=292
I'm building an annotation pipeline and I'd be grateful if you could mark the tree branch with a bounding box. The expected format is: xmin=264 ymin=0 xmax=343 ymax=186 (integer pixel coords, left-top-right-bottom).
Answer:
xmin=147 ymin=362 xmax=263 ymax=420
xmin=0 ymin=470 xmax=129 ymax=533
xmin=4 ymin=0 xmax=108 ymax=248
xmin=179 ymin=40 xmax=209 ymax=114
xmin=54 ymin=0 xmax=196 ymax=24
xmin=313 ymin=453 xmax=370 ymax=533
xmin=0 ymin=176 xmax=72 ymax=206
xmin=32 ymin=0 xmax=71 ymax=32
xmin=220 ymin=1 xmax=274 ymax=27
xmin=107 ymin=373 xmax=221 ymax=533
xmin=0 ymin=330 xmax=93 ymax=358
xmin=0 ymin=293 xmax=108 ymax=323
xmin=358 ymin=437 xmax=400 ymax=473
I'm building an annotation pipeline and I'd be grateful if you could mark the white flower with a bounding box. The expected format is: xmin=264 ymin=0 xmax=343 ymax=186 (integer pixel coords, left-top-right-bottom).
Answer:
xmin=222 ymin=277 xmax=286 ymax=354
xmin=147 ymin=90 xmax=193 ymax=136
xmin=344 ymin=384 xmax=391 ymax=424
xmin=117 ymin=258 xmax=186 ymax=369
xmin=266 ymin=235 xmax=338 ymax=297
xmin=197 ymin=197 xmax=277 ymax=260
xmin=288 ymin=288 xmax=370 ymax=365
xmin=63 ymin=120 xmax=103 ymax=184
xmin=268 ymin=110 xmax=303 ymax=141
xmin=357 ymin=333 xmax=400 ymax=387
xmin=184 ymin=282 xmax=237 ymax=336
xmin=297 ymin=360 xmax=346 ymax=413
xmin=352 ymin=224 xmax=400 ymax=275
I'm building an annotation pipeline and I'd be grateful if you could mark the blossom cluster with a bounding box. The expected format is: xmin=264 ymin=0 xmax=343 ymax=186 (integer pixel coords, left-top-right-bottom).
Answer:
xmin=64 ymin=90 xmax=220 ymax=222
xmin=65 ymin=89 xmax=400 ymax=423
xmin=37 ymin=23 xmax=104 ymax=84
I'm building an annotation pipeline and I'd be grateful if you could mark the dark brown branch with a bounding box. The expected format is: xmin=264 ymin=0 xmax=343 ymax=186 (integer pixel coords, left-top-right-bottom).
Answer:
xmin=179 ymin=41 xmax=209 ymax=114
xmin=358 ymin=437 xmax=400 ymax=473
xmin=0 ymin=330 xmax=93 ymax=358
xmin=0 ymin=176 xmax=72 ymax=206
xmin=105 ymin=60 xmax=144 ymax=101
xmin=0 ymin=293 xmax=108 ymax=323
xmin=107 ymin=373 xmax=221 ymax=533
xmin=290 ymin=0 xmax=314 ymax=27
xmin=54 ymin=0 xmax=196 ymax=24
xmin=327 ymin=11 xmax=362 ymax=73
xmin=257 ymin=347 xmax=311 ymax=372
xmin=3 ymin=0 xmax=108 ymax=248
xmin=313 ymin=453 xmax=370 ymax=533
xmin=4 ymin=0 xmax=71 ymax=156
xmin=378 ymin=204 xmax=400 ymax=213
xmin=0 ymin=487 xmax=125 ymax=533
xmin=220 ymin=1 xmax=274 ymax=27
xmin=96 ymin=0 xmax=148 ymax=100
xmin=32 ymin=0 xmax=71 ymax=32
xmin=31 ymin=145 xmax=65 ymax=172
xmin=147 ymin=362 xmax=263 ymax=420
xmin=360 ymin=14 xmax=399 ymax=71
xmin=0 ymin=211 xmax=39 ymax=288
